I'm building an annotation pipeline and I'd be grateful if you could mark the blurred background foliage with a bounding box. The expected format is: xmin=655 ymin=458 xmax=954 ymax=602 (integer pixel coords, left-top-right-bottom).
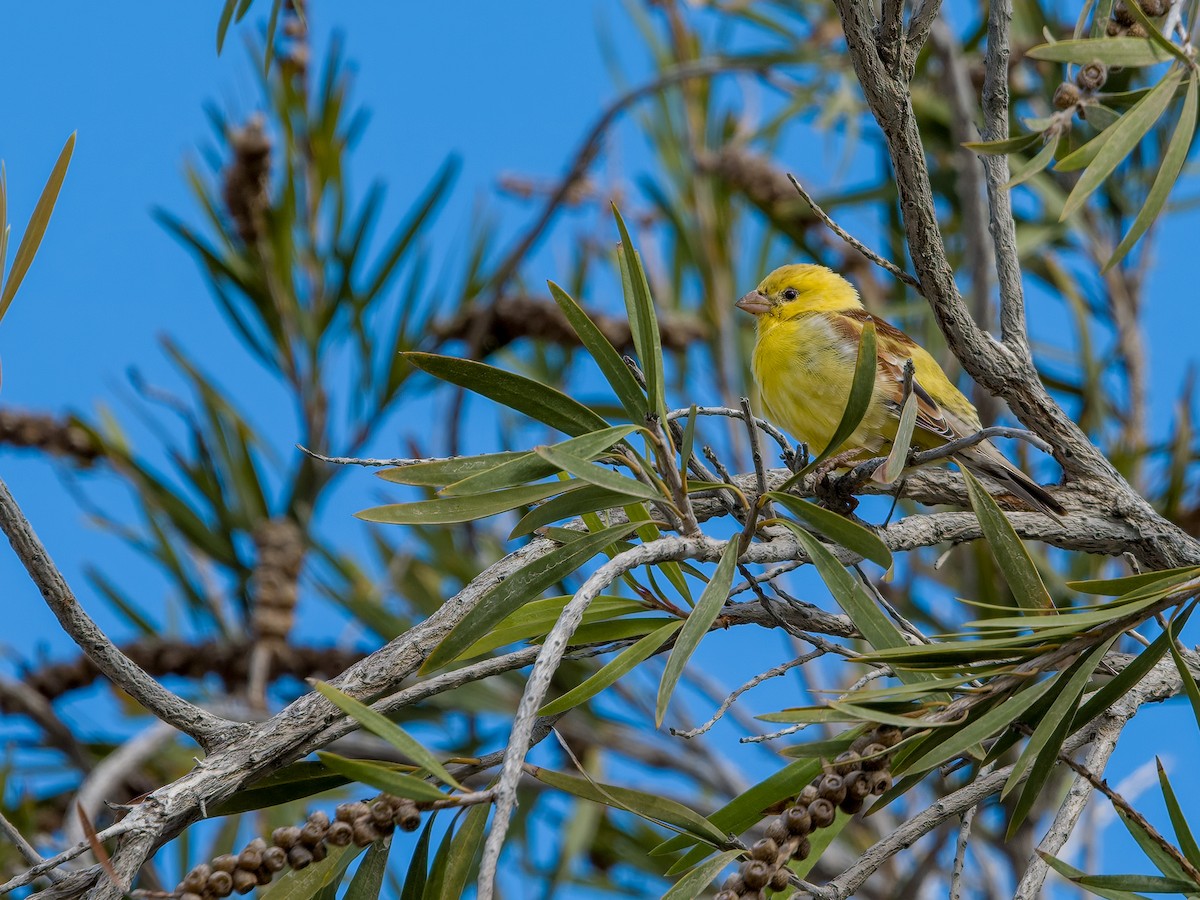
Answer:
xmin=2 ymin=0 xmax=1199 ymax=897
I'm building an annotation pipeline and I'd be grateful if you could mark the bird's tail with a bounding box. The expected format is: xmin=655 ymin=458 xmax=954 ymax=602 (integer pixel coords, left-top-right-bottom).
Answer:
xmin=953 ymin=447 xmax=1066 ymax=519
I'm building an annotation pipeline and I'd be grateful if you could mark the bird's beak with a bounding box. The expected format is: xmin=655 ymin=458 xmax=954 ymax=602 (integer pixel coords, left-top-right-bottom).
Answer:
xmin=735 ymin=290 xmax=771 ymax=316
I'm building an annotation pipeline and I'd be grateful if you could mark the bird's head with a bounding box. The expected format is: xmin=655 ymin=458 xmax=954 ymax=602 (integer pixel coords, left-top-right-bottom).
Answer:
xmin=736 ymin=264 xmax=862 ymax=320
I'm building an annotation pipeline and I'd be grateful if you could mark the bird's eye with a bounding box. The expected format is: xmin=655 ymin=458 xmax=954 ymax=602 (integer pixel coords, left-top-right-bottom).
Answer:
xmin=782 ymin=288 xmax=798 ymax=301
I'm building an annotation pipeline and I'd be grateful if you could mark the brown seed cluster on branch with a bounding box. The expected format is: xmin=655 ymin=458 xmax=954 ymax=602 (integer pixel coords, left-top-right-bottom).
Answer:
xmin=714 ymin=724 xmax=900 ymax=899
xmin=251 ymin=518 xmax=306 ymax=645
xmin=1106 ymin=0 xmax=1163 ymax=36
xmin=222 ymin=115 xmax=272 ymax=245
xmin=175 ymin=796 xmax=425 ymax=899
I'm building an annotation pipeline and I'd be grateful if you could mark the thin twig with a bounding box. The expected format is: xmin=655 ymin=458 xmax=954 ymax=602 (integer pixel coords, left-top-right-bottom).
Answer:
xmin=949 ymin=801 xmax=979 ymax=900
xmin=786 ymin=174 xmax=924 ymax=294
xmin=0 ymin=475 xmax=238 ymax=753
xmin=0 ymin=809 xmax=64 ymax=882
xmin=665 ymin=405 xmax=792 ymax=458
xmin=673 ymin=650 xmax=823 ymax=739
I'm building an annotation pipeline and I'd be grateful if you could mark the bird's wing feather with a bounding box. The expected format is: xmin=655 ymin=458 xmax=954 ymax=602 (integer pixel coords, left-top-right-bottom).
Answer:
xmin=831 ymin=310 xmax=961 ymax=443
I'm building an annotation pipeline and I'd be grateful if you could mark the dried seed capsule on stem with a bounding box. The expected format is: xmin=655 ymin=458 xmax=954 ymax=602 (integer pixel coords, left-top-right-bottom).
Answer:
xmin=808 ymin=797 xmax=836 ymax=828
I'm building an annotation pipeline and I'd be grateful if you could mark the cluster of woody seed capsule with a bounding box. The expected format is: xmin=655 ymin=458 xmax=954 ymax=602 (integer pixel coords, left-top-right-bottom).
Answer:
xmin=1107 ymin=0 xmax=1167 ymax=37
xmin=175 ymin=796 xmax=424 ymax=899
xmin=714 ymin=724 xmax=901 ymax=900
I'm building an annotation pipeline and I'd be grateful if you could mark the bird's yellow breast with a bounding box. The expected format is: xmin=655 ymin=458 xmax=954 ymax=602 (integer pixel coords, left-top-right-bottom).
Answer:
xmin=751 ymin=313 xmax=892 ymax=456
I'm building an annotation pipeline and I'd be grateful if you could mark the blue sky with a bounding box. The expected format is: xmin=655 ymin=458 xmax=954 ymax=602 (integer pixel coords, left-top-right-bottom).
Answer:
xmin=2 ymin=2 xmax=1199 ymax=895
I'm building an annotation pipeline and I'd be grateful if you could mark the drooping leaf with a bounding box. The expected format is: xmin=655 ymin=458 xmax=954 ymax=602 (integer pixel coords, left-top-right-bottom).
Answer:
xmin=960 ymin=466 xmax=1055 ymax=612
xmin=874 ymin=386 xmax=918 ymax=484
xmin=440 ymin=425 xmax=639 ymax=496
xmin=315 ymin=752 xmax=447 ymax=802
xmin=428 ymin=803 xmax=488 ymax=900
xmin=963 ymin=131 xmax=1045 ymax=154
xmin=403 ymin=352 xmax=610 ymax=437
xmin=1166 ymin=615 xmax=1200 ymax=733
xmin=1068 ymin=566 xmax=1200 ymax=596
xmin=0 ymin=133 xmax=75 ymax=322
xmin=258 ymin=844 xmax=360 ymax=899
xmin=540 ymin=620 xmax=682 ymax=715
xmin=458 ymin=595 xmax=643 ymax=662
xmin=398 ymin=817 xmax=432 ymax=900
xmin=662 ymin=850 xmax=744 ymax=900
xmin=528 ymin=766 xmax=727 ymax=845
xmin=313 ymin=682 xmax=463 ymax=789
xmin=656 ymin=540 xmax=740 ymax=726
xmin=357 ymin=479 xmax=583 ymax=525
xmin=1039 ymin=852 xmax=1154 ymax=900
xmin=1107 ymin=72 xmax=1199 ymax=270
xmin=767 ymin=492 xmax=892 ymax=569
xmin=533 ymin=443 xmax=663 ymax=502
xmin=1061 ymin=68 xmax=1185 ymax=221
xmin=209 ymin=761 xmax=349 ymax=815
xmin=547 ymin=280 xmax=646 ymax=421
xmin=345 ymin=835 xmax=393 ymax=900
xmin=376 ymin=451 xmax=529 ymax=487
xmin=509 ymin=486 xmax=653 ymax=537
xmin=1006 ymin=135 xmax=1060 ymax=189
xmin=1005 ymin=638 xmax=1117 ymax=836
xmin=1025 ymin=37 xmax=1176 ymax=65
xmin=423 ymin=522 xmax=639 ymax=671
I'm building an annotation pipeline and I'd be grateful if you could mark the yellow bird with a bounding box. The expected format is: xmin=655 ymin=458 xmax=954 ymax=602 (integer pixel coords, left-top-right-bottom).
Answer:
xmin=736 ymin=264 xmax=1064 ymax=516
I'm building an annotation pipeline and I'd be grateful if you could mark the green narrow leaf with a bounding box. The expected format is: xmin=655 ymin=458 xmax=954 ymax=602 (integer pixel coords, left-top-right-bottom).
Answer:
xmin=533 ymin=443 xmax=663 ymax=502
xmin=778 ymin=320 xmax=877 ymax=491
xmin=424 ymin=522 xmax=639 ymax=671
xmin=314 ymin=752 xmax=448 ymax=803
xmin=540 ymin=620 xmax=682 ymax=715
xmin=963 ymin=131 xmax=1045 ymax=154
xmin=403 ymin=352 xmax=610 ymax=437
xmin=1061 ymin=68 xmax=1184 ymax=221
xmin=216 ymin=0 xmax=240 ymax=52
xmin=874 ymin=386 xmax=918 ymax=484
xmin=0 ymin=133 xmax=75 ymax=322
xmin=548 ymin=280 xmax=646 ymax=421
xmin=1073 ymin=605 xmax=1194 ymax=730
xmin=1025 ymin=37 xmax=1176 ymax=65
xmin=258 ymin=844 xmax=360 ymax=899
xmin=440 ymin=425 xmax=638 ymax=496
xmin=1056 ymin=123 xmax=1120 ymax=173
xmin=209 ymin=761 xmax=349 ymax=816
xmin=376 ymin=451 xmax=529 ymax=487
xmin=1005 ymin=638 xmax=1117 ymax=836
xmin=345 ymin=835 xmax=393 ymax=900
xmin=898 ymin=678 xmax=1058 ymax=775
xmin=398 ymin=818 xmax=432 ymax=900
xmin=1039 ymin=852 xmax=1154 ymax=900
xmin=656 ymin=540 xmax=740 ymax=726
xmin=662 ymin=850 xmax=743 ymax=900
xmin=1107 ymin=72 xmax=1199 ymax=270
xmin=1068 ymin=566 xmax=1200 ymax=596
xmin=612 ymin=206 xmax=665 ymax=418
xmin=960 ymin=466 xmax=1055 ymax=612
xmin=1166 ymin=615 xmax=1200 ymax=732
xmin=679 ymin=405 xmax=698 ymax=485
xmin=1006 ymin=135 xmax=1060 ymax=188
xmin=509 ymin=485 xmax=651 ymax=537
xmin=1121 ymin=0 xmax=1193 ymax=63
xmin=1078 ymin=873 xmax=1198 ymax=893
xmin=263 ymin=0 xmax=283 ymax=76
xmin=313 ymin=682 xmax=463 ymax=789
xmin=1158 ymin=759 xmax=1200 ymax=868
xmin=357 ymin=479 xmax=582 ymax=525
xmin=458 ymin=595 xmax=643 ymax=662
xmin=528 ymin=766 xmax=727 ymax=845
xmin=431 ymin=804 xmax=488 ymax=900
xmin=767 ymin=493 xmax=892 ymax=569
xmin=1114 ymin=802 xmax=1196 ymax=883
xmin=775 ymin=521 xmax=910 ymax=654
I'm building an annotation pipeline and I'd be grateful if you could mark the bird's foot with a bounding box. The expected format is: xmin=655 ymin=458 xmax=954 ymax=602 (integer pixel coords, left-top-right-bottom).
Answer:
xmin=813 ymin=449 xmax=866 ymax=515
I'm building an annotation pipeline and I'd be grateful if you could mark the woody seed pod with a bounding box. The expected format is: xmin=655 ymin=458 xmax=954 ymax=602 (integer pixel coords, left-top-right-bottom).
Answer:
xmin=1128 ymin=20 xmax=1150 ymax=36
xmin=808 ymin=798 xmax=836 ymax=829
xmin=181 ymin=866 xmax=211 ymax=892
xmin=861 ymin=744 xmax=890 ymax=770
xmin=840 ymin=795 xmax=865 ymax=815
xmin=770 ymin=867 xmax=792 ymax=890
xmin=352 ymin=819 xmax=381 ymax=846
xmin=208 ymin=870 xmax=234 ymax=898
xmin=845 ymin=771 xmax=872 ymax=801
xmin=238 ymin=841 xmax=264 ymax=871
xmin=327 ymin=820 xmax=353 ymax=846
xmin=765 ymin=818 xmax=790 ymax=844
xmin=1054 ymin=82 xmax=1082 ymax=110
xmin=750 ymin=838 xmax=778 ymax=862
xmin=262 ymin=846 xmax=287 ymax=871
xmin=743 ymin=860 xmax=772 ymax=890
xmin=1076 ymin=61 xmax=1108 ymax=91
xmin=1140 ymin=0 xmax=1167 ymax=15
xmin=793 ymin=836 xmax=812 ymax=860
xmin=232 ymin=869 xmax=259 ymax=894
xmin=310 ymin=841 xmax=328 ymax=863
xmin=869 ymin=771 xmax=894 ymax=795
xmin=873 ymin=724 xmax=902 ymax=748
xmin=833 ymin=751 xmax=860 ymax=776
xmin=797 ymin=784 xmax=820 ymax=806
xmin=784 ymin=805 xmax=812 ymax=835
xmin=287 ymin=846 xmax=314 ymax=870
xmin=255 ymin=866 xmax=274 ymax=886
xmin=721 ymin=872 xmax=746 ymax=893
xmin=370 ymin=799 xmax=394 ymax=827
xmin=1106 ymin=19 xmax=1128 ymax=35
xmin=180 ymin=894 xmax=203 ymax=900
xmin=819 ymin=774 xmax=847 ymax=806
xmin=271 ymin=826 xmax=301 ymax=849
xmin=336 ymin=801 xmax=370 ymax=822
xmin=300 ymin=821 xmax=326 ymax=846
xmin=213 ymin=854 xmax=239 ymax=873
xmin=715 ymin=892 xmax=739 ymax=900
xmin=1113 ymin=0 xmax=1136 ymax=23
